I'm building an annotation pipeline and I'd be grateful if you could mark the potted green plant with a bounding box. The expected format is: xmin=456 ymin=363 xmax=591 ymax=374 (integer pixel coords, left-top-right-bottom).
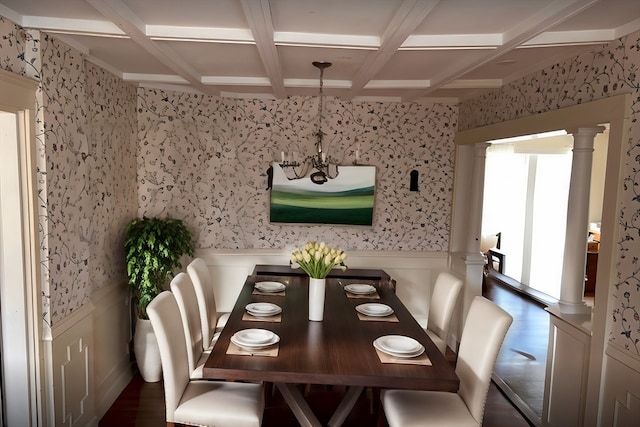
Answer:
xmin=125 ymin=216 xmax=194 ymax=381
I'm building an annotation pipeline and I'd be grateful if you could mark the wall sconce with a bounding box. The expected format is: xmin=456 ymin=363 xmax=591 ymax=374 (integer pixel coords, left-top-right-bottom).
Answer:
xmin=410 ymin=170 xmax=419 ymax=191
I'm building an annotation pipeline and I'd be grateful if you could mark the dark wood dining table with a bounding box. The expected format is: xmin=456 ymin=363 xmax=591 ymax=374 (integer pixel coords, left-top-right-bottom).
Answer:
xmin=203 ymin=266 xmax=459 ymax=427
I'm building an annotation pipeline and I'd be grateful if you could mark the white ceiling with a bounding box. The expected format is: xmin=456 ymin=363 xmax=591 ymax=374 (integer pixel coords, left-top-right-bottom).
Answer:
xmin=1 ymin=0 xmax=639 ymax=102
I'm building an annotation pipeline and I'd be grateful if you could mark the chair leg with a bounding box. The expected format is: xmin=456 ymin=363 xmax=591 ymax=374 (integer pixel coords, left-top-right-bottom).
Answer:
xmin=376 ymin=402 xmax=389 ymax=427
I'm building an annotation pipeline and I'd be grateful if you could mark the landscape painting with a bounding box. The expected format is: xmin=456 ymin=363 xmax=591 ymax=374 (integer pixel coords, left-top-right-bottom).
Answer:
xmin=270 ymin=164 xmax=376 ymax=226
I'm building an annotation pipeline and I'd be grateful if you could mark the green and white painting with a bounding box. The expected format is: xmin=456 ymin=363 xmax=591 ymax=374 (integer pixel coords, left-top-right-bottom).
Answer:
xmin=270 ymin=163 xmax=376 ymax=226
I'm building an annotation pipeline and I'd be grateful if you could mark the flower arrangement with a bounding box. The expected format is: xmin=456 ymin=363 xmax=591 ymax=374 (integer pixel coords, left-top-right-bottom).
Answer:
xmin=290 ymin=241 xmax=348 ymax=279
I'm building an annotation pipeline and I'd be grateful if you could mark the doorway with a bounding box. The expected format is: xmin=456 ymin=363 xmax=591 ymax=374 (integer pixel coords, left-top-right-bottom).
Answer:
xmin=0 ymin=70 xmax=43 ymax=426
xmin=452 ymin=94 xmax=630 ymax=427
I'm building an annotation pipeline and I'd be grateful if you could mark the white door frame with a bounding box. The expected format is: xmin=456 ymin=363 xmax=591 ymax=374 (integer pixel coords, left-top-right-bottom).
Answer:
xmin=0 ymin=68 xmax=45 ymax=426
xmin=453 ymin=93 xmax=631 ymax=425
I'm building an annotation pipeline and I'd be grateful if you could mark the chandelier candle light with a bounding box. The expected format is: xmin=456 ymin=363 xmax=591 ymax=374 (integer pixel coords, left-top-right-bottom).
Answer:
xmin=290 ymin=241 xmax=348 ymax=321
xmin=279 ymin=61 xmax=341 ymax=184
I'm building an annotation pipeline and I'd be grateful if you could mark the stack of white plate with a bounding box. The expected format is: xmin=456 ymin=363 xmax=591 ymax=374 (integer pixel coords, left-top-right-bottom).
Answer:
xmin=231 ymin=328 xmax=280 ymax=349
xmin=254 ymin=281 xmax=286 ymax=293
xmin=344 ymin=284 xmax=376 ymax=295
xmin=356 ymin=303 xmax=393 ymax=317
xmin=373 ymin=335 xmax=424 ymax=358
xmin=245 ymin=302 xmax=282 ymax=317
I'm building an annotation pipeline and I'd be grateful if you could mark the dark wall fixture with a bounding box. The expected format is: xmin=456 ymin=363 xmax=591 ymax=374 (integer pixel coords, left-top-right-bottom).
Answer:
xmin=266 ymin=166 xmax=273 ymax=190
xmin=410 ymin=170 xmax=419 ymax=191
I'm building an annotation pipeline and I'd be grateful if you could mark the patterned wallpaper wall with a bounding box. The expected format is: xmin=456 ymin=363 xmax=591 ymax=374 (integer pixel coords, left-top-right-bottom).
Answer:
xmin=137 ymin=90 xmax=458 ymax=252
xmin=40 ymin=35 xmax=138 ymax=325
xmin=0 ymin=17 xmax=138 ymax=326
xmin=460 ymin=33 xmax=640 ymax=355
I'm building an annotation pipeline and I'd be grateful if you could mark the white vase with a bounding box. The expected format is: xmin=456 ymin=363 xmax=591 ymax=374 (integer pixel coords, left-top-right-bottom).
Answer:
xmin=133 ymin=318 xmax=162 ymax=382
xmin=308 ymin=277 xmax=326 ymax=321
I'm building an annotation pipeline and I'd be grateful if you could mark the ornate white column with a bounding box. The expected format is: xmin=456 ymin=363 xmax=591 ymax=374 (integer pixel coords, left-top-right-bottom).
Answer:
xmin=557 ymin=127 xmax=604 ymax=314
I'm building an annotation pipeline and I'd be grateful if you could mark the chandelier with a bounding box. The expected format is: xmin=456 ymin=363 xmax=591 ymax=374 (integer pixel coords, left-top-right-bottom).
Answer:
xmin=279 ymin=61 xmax=340 ymax=184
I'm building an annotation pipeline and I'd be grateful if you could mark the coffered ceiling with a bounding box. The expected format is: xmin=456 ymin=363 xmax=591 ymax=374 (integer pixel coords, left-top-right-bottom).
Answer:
xmin=1 ymin=0 xmax=639 ymax=102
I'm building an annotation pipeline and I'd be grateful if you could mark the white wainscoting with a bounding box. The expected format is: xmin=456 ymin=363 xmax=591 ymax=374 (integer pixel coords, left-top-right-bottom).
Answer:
xmin=91 ymin=283 xmax=133 ymax=419
xmin=196 ymin=248 xmax=451 ymax=329
xmin=49 ymin=282 xmax=132 ymax=427
xmin=599 ymin=344 xmax=640 ymax=426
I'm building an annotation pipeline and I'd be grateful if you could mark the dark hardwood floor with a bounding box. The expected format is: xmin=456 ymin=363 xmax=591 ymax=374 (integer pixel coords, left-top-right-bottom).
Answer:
xmin=100 ymin=370 xmax=530 ymax=426
xmin=100 ymin=276 xmax=539 ymax=426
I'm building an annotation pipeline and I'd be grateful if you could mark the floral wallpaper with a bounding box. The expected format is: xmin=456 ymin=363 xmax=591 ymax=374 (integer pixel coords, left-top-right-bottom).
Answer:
xmin=460 ymin=33 xmax=640 ymax=355
xmin=0 ymin=16 xmax=138 ymax=326
xmin=137 ymin=90 xmax=458 ymax=252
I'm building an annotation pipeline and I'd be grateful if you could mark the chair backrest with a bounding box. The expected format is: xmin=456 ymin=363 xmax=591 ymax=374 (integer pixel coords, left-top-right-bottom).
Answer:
xmin=170 ymin=272 xmax=204 ymax=375
xmin=456 ymin=296 xmax=512 ymax=424
xmin=147 ymin=291 xmax=190 ymax=420
xmin=187 ymin=257 xmax=218 ymax=347
xmin=427 ymin=272 xmax=463 ymax=342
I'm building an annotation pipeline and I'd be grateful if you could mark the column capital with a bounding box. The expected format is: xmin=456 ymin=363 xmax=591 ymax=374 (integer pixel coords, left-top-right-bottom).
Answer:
xmin=565 ymin=126 xmax=606 ymax=138
xmin=473 ymin=141 xmax=491 ymax=156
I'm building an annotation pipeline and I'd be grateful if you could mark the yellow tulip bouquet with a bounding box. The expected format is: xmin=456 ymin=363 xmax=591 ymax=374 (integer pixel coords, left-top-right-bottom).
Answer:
xmin=290 ymin=241 xmax=348 ymax=279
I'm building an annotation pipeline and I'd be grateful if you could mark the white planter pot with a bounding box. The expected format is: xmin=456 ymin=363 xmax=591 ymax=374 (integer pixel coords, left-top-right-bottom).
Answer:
xmin=133 ymin=318 xmax=162 ymax=382
xmin=308 ymin=277 xmax=326 ymax=321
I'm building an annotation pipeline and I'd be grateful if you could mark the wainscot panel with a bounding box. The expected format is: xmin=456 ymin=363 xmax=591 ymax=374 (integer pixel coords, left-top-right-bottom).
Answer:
xmin=600 ymin=344 xmax=640 ymax=426
xmin=49 ymin=282 xmax=133 ymax=427
xmin=91 ymin=282 xmax=134 ymax=420
xmin=51 ymin=302 xmax=96 ymax=427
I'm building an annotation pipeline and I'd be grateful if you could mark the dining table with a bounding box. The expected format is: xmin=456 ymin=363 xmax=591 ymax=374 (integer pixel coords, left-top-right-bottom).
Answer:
xmin=202 ymin=266 xmax=459 ymax=427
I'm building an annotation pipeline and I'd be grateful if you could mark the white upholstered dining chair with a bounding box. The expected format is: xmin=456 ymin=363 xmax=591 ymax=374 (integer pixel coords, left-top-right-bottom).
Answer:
xmin=187 ymin=257 xmax=230 ymax=349
xmin=170 ymin=272 xmax=210 ymax=379
xmin=147 ymin=291 xmax=264 ymax=427
xmin=426 ymin=271 xmax=463 ymax=354
xmin=381 ymin=296 xmax=512 ymax=427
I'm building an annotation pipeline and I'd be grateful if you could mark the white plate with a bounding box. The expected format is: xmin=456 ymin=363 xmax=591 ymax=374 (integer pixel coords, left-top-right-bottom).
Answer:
xmin=246 ymin=302 xmax=282 ymax=317
xmin=255 ymin=281 xmax=286 ymax=293
xmin=231 ymin=329 xmax=280 ymax=349
xmin=374 ymin=335 xmax=423 ymax=355
xmin=344 ymin=284 xmax=376 ymax=295
xmin=356 ymin=303 xmax=393 ymax=317
xmin=373 ymin=339 xmax=425 ymax=358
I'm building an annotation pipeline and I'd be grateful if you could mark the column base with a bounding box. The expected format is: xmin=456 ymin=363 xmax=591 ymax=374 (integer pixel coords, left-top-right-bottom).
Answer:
xmin=554 ymin=300 xmax=592 ymax=315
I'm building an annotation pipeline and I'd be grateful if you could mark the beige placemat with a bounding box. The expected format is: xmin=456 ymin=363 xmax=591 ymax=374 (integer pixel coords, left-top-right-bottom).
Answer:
xmin=242 ymin=312 xmax=282 ymax=322
xmin=345 ymin=291 xmax=380 ymax=299
xmin=252 ymin=289 xmax=286 ymax=296
xmin=226 ymin=342 xmax=279 ymax=357
xmin=357 ymin=312 xmax=399 ymax=322
xmin=375 ymin=348 xmax=432 ymax=366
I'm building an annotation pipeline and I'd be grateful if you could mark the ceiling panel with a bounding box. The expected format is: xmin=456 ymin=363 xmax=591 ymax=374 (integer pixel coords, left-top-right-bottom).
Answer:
xmin=70 ymin=35 xmax=176 ymax=75
xmin=412 ymin=0 xmax=557 ymax=35
xmin=159 ymin=41 xmax=265 ymax=77
xmin=270 ymin=0 xmax=404 ymax=35
xmin=124 ymin=0 xmax=248 ymax=28
xmin=278 ymin=46 xmax=371 ymax=80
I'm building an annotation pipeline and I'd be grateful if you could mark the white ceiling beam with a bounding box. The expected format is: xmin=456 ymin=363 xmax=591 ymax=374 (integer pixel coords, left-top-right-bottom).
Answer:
xmin=441 ymin=79 xmax=503 ymax=89
xmin=284 ymin=79 xmax=351 ymax=89
xmin=365 ymin=80 xmax=430 ymax=89
xmin=202 ymin=76 xmax=271 ymax=86
xmin=343 ymin=0 xmax=441 ymax=100
xmin=86 ymin=0 xmax=215 ymax=95
xmin=613 ymin=16 xmax=640 ymax=39
xmin=122 ymin=73 xmax=189 ymax=84
xmin=407 ymin=0 xmax=602 ymax=101
xmin=274 ymin=32 xmax=380 ymax=49
xmin=524 ymin=29 xmax=616 ymax=47
xmin=240 ymin=0 xmax=286 ymax=99
xmin=21 ymin=16 xmax=124 ymax=36
xmin=401 ymin=34 xmax=502 ymax=49
xmin=146 ymin=25 xmax=254 ymax=43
